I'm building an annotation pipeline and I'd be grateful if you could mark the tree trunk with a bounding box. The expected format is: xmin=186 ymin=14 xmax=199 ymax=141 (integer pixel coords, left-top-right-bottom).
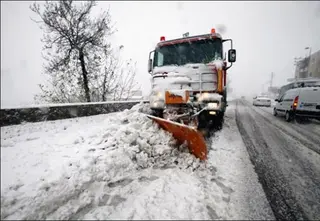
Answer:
xmin=102 ymin=73 xmax=107 ymax=101
xmin=79 ymin=49 xmax=91 ymax=102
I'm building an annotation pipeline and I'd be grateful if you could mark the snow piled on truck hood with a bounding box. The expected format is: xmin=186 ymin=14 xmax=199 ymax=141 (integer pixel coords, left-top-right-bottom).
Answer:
xmin=153 ymin=72 xmax=192 ymax=91
xmin=151 ymin=60 xmax=224 ymax=100
xmin=152 ymin=59 xmax=224 ymax=84
xmin=152 ymin=72 xmax=192 ymax=101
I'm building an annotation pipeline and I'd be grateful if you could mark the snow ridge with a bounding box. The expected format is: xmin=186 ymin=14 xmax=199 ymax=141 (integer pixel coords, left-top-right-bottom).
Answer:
xmin=1 ymin=103 xmax=205 ymax=220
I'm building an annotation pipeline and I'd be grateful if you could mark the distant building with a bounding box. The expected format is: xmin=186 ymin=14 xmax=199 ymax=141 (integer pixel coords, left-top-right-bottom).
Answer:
xmin=295 ymin=49 xmax=320 ymax=79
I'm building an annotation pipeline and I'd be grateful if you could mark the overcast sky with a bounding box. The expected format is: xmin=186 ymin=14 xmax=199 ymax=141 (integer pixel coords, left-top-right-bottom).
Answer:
xmin=1 ymin=1 xmax=320 ymax=107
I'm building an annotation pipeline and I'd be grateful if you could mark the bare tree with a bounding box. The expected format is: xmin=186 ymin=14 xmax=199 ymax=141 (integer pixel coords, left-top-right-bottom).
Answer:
xmin=82 ymin=45 xmax=140 ymax=102
xmin=30 ymin=0 xmax=115 ymax=103
xmin=113 ymin=59 xmax=140 ymax=100
xmin=95 ymin=47 xmax=140 ymax=101
xmin=34 ymin=58 xmax=84 ymax=103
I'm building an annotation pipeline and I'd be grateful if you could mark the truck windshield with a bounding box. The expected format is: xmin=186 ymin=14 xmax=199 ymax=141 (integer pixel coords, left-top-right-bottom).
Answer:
xmin=153 ymin=38 xmax=223 ymax=67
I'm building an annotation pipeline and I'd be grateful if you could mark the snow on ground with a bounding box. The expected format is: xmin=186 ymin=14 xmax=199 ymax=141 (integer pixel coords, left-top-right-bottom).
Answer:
xmin=1 ymin=101 xmax=273 ymax=220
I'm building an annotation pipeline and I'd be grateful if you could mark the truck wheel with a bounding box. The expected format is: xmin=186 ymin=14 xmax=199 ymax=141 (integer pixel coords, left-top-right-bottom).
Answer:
xmin=197 ymin=111 xmax=208 ymax=130
xmin=151 ymin=109 xmax=163 ymax=118
xmin=213 ymin=112 xmax=224 ymax=130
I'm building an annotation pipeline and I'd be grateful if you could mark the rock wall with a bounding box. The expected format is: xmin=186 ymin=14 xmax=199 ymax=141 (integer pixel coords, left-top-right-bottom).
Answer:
xmin=0 ymin=101 xmax=149 ymax=127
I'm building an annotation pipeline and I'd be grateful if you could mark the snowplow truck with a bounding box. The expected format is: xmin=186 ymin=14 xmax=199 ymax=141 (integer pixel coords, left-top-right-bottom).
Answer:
xmin=147 ymin=28 xmax=236 ymax=160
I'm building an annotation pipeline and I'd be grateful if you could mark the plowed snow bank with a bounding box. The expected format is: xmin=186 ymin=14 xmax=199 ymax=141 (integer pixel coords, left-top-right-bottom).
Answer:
xmin=1 ymin=102 xmax=273 ymax=220
xmin=1 ymin=103 xmax=203 ymax=220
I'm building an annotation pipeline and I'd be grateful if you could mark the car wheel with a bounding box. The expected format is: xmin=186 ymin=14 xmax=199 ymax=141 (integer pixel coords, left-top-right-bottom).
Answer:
xmin=285 ymin=111 xmax=292 ymax=122
xmin=273 ymin=108 xmax=277 ymax=116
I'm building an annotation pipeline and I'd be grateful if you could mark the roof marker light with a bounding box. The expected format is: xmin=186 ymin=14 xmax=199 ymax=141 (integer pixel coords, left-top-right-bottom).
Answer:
xmin=211 ymin=28 xmax=216 ymax=34
xmin=160 ymin=36 xmax=165 ymax=41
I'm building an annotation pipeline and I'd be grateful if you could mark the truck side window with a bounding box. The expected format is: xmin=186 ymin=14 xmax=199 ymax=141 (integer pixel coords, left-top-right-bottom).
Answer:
xmin=157 ymin=52 xmax=164 ymax=66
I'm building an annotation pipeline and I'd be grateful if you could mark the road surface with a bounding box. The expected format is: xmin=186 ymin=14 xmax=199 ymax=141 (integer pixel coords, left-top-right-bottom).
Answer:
xmin=235 ymin=99 xmax=320 ymax=220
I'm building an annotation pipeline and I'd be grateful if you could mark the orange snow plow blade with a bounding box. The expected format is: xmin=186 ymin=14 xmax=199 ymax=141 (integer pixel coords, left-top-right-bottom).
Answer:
xmin=147 ymin=115 xmax=207 ymax=160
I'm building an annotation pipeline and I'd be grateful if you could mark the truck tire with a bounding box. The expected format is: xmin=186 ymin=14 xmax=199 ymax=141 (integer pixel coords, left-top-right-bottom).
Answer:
xmin=151 ymin=109 xmax=163 ymax=118
xmin=212 ymin=112 xmax=224 ymax=130
xmin=197 ymin=111 xmax=208 ymax=130
xmin=198 ymin=111 xmax=224 ymax=131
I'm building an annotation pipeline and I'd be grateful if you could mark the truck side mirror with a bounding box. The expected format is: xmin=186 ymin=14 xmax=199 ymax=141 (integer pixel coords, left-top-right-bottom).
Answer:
xmin=148 ymin=59 xmax=153 ymax=73
xmin=228 ymin=49 xmax=236 ymax=63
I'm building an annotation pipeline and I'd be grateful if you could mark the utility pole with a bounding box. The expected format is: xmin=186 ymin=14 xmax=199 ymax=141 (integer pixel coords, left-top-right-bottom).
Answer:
xmin=305 ymin=47 xmax=312 ymax=58
xmin=270 ymin=72 xmax=274 ymax=88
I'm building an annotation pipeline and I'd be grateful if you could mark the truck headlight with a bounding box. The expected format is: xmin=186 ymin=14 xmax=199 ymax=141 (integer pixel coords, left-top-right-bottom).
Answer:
xmin=197 ymin=92 xmax=209 ymax=102
xmin=156 ymin=91 xmax=162 ymax=98
xmin=202 ymin=93 xmax=209 ymax=99
xmin=207 ymin=102 xmax=218 ymax=109
xmin=150 ymin=100 xmax=164 ymax=109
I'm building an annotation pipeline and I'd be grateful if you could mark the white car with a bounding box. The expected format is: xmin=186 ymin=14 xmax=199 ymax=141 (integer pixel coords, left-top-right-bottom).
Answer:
xmin=273 ymin=86 xmax=320 ymax=122
xmin=253 ymin=96 xmax=271 ymax=107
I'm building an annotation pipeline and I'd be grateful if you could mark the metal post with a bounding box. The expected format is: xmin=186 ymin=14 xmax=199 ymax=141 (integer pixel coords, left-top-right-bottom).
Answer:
xmin=270 ymin=72 xmax=274 ymax=89
xmin=305 ymin=47 xmax=312 ymax=77
xmin=308 ymin=47 xmax=312 ymax=57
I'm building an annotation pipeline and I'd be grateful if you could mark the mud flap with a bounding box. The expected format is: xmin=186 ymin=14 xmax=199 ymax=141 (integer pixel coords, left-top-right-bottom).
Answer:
xmin=147 ymin=115 xmax=207 ymax=160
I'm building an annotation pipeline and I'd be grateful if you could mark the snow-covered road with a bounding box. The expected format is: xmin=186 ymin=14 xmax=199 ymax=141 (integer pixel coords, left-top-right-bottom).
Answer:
xmin=1 ymin=101 xmax=274 ymax=220
xmin=236 ymin=100 xmax=320 ymax=220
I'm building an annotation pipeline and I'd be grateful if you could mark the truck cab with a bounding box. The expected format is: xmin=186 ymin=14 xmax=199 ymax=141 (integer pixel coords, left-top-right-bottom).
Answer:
xmin=147 ymin=28 xmax=236 ymax=129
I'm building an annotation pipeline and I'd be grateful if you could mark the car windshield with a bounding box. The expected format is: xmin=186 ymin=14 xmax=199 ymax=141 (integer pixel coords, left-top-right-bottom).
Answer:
xmin=153 ymin=38 xmax=223 ymax=67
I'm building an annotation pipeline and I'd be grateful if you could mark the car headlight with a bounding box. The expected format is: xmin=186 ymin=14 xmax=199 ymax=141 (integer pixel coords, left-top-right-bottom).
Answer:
xmin=207 ymin=102 xmax=218 ymax=109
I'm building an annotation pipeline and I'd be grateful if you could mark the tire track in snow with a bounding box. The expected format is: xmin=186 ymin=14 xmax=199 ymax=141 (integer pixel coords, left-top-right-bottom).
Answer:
xmin=242 ymin=102 xmax=320 ymax=220
xmin=245 ymin=101 xmax=320 ymax=219
xmin=250 ymin=103 xmax=320 ymax=154
xmin=235 ymin=100 xmax=307 ymax=221
xmin=256 ymin=105 xmax=320 ymax=138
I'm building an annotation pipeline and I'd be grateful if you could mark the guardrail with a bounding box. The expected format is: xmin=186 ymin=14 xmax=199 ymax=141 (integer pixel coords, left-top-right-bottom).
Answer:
xmin=0 ymin=100 xmax=149 ymax=127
